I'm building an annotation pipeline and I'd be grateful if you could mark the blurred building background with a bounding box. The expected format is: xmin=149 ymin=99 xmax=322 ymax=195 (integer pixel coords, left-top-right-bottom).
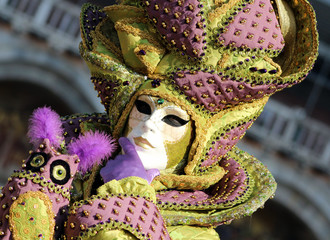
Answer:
xmin=0 ymin=0 xmax=329 ymax=239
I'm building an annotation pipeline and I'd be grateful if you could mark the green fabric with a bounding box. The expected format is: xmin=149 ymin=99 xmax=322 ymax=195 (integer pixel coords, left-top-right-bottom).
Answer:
xmin=83 ymin=229 xmax=137 ymax=240
xmin=84 ymin=177 xmax=221 ymax=240
xmin=105 ymin=6 xmax=143 ymax=23
xmin=152 ymin=164 xmax=225 ymax=191
xmin=9 ymin=192 xmax=54 ymax=240
xmin=158 ymin=147 xmax=276 ymax=227
xmin=95 ymin=40 xmax=121 ymax=61
xmin=81 ymin=223 xmax=219 ymax=240
xmin=168 ymin=226 xmax=220 ymax=240
xmin=117 ymin=31 xmax=144 ymax=69
xmin=97 ymin=176 xmax=157 ymax=202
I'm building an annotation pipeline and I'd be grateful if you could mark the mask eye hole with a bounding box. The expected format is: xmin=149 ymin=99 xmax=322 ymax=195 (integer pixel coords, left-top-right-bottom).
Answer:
xmin=135 ymin=100 xmax=152 ymax=115
xmin=31 ymin=155 xmax=45 ymax=167
xmin=53 ymin=166 xmax=66 ymax=180
xmin=162 ymin=115 xmax=189 ymax=127
xmin=27 ymin=152 xmax=48 ymax=171
xmin=50 ymin=160 xmax=71 ymax=185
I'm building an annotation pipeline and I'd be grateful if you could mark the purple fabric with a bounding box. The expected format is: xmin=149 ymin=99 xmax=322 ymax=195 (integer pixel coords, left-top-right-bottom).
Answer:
xmin=90 ymin=76 xmax=119 ymax=114
xmin=218 ymin=0 xmax=284 ymax=51
xmin=100 ymin=137 xmax=159 ymax=184
xmin=146 ymin=169 xmax=161 ymax=183
xmin=202 ymin=121 xmax=253 ymax=167
xmin=0 ymin=177 xmax=70 ymax=239
xmin=65 ymin=195 xmax=170 ymax=239
xmin=67 ymin=131 xmax=117 ymax=174
xmin=0 ymin=138 xmax=80 ymax=239
xmin=61 ymin=113 xmax=109 ymax=145
xmin=146 ymin=0 xmax=206 ymax=58
xmin=173 ymin=70 xmax=289 ymax=112
xmin=27 ymin=106 xmax=64 ymax=149
xmin=156 ymin=156 xmax=250 ymax=210
xmin=81 ymin=4 xmax=106 ymax=50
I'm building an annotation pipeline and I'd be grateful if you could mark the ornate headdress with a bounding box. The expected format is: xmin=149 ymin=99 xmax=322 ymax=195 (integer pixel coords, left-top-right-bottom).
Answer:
xmin=79 ymin=0 xmax=318 ymax=225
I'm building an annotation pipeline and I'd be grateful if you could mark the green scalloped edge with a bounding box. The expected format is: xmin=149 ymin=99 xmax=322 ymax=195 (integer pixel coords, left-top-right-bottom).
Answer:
xmin=73 ymin=220 xmax=148 ymax=240
xmin=156 ymin=150 xmax=255 ymax=211
xmin=70 ymin=193 xmax=153 ymax=212
xmin=10 ymin=171 xmax=71 ymax=199
xmin=195 ymin=108 xmax=262 ymax=174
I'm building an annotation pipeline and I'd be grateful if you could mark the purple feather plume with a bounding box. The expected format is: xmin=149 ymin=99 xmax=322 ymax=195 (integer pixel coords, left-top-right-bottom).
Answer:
xmin=67 ymin=131 xmax=116 ymax=174
xmin=28 ymin=106 xmax=64 ymax=149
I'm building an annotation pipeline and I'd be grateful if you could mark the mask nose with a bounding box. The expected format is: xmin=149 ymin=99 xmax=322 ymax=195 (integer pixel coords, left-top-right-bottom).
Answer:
xmin=141 ymin=118 xmax=157 ymax=133
xmin=141 ymin=109 xmax=162 ymax=133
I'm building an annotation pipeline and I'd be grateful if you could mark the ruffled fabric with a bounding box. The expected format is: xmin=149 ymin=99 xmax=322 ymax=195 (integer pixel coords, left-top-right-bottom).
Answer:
xmin=83 ymin=229 xmax=137 ymax=240
xmin=97 ymin=176 xmax=157 ymax=203
xmin=168 ymin=226 xmax=220 ymax=240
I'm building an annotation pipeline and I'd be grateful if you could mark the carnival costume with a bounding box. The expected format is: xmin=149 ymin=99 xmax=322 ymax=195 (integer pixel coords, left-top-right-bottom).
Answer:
xmin=0 ymin=0 xmax=318 ymax=239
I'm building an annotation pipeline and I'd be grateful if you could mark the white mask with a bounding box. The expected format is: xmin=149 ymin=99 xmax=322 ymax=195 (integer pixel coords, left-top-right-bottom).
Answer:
xmin=124 ymin=95 xmax=190 ymax=170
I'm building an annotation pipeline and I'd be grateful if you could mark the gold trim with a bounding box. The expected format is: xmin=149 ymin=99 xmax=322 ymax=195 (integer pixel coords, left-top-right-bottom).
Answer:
xmin=103 ymin=5 xmax=144 ymax=12
xmin=217 ymin=53 xmax=230 ymax=68
xmin=136 ymin=44 xmax=165 ymax=56
xmin=153 ymin=165 xmax=225 ymax=191
xmin=208 ymin=0 xmax=243 ymax=22
xmin=86 ymin=46 xmax=124 ymax=67
xmin=147 ymin=73 xmax=167 ymax=80
xmin=185 ymin=96 xmax=269 ymax=175
xmin=134 ymin=44 xmax=166 ymax=74
xmin=9 ymin=191 xmax=55 ymax=240
xmin=94 ymin=18 xmax=124 ymax=62
xmin=103 ymin=5 xmax=144 ymax=18
xmin=215 ymin=0 xmax=226 ymax=5
xmin=264 ymin=56 xmax=282 ymax=76
xmin=115 ymin=17 xmax=164 ymax=50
